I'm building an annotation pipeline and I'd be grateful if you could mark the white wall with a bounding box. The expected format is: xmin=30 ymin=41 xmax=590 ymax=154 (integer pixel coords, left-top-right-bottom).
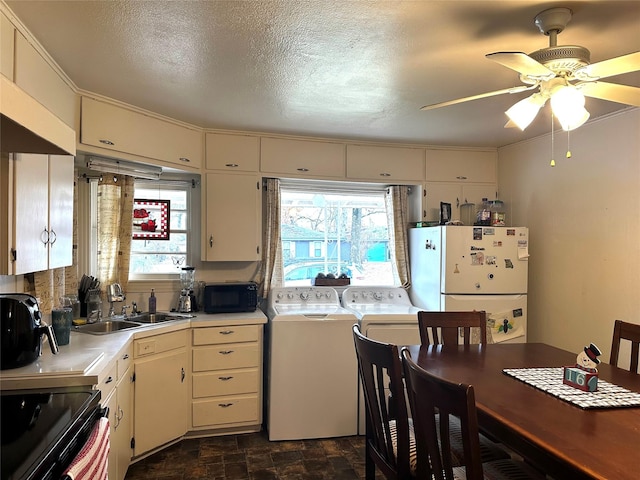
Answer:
xmin=498 ymin=108 xmax=640 ymax=366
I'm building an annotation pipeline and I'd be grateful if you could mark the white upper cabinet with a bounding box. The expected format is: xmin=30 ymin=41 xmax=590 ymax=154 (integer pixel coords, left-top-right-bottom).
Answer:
xmin=80 ymin=96 xmax=203 ymax=170
xmin=260 ymin=137 xmax=345 ymax=178
xmin=346 ymin=144 xmax=425 ymax=182
xmin=14 ymin=32 xmax=76 ymax=129
xmin=425 ymin=149 xmax=496 ymax=183
xmin=205 ymin=133 xmax=259 ymax=172
xmin=3 ymin=153 xmax=73 ymax=274
xmin=202 ymin=172 xmax=261 ymax=262
xmin=1 ymin=11 xmax=14 ymax=79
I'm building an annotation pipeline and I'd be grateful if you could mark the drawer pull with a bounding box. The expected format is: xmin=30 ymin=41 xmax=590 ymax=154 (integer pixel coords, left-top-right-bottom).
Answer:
xmin=219 ymin=330 xmax=234 ymax=335
xmin=105 ymin=376 xmax=114 ymax=384
xmin=218 ymin=376 xmax=234 ymax=381
xmin=218 ymin=403 xmax=234 ymax=408
xmin=122 ymin=354 xmax=129 ymax=360
xmin=219 ymin=350 xmax=234 ymax=355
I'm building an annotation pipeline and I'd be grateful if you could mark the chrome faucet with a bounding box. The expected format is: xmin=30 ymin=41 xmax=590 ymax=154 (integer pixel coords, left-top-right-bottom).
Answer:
xmin=107 ymin=283 xmax=125 ymax=317
xmin=131 ymin=302 xmax=138 ymax=315
xmin=121 ymin=305 xmax=130 ymax=317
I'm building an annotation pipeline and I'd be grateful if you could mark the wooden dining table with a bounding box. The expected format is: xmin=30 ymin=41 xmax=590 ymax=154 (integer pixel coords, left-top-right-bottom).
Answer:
xmin=405 ymin=342 xmax=640 ymax=480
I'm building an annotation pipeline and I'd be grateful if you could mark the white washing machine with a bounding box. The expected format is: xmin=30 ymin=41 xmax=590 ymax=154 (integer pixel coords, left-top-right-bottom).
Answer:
xmin=341 ymin=286 xmax=422 ymax=435
xmin=266 ymin=286 xmax=359 ymax=441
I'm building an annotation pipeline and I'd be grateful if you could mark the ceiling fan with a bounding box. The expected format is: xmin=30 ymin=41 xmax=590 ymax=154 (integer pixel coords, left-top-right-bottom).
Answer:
xmin=421 ymin=7 xmax=640 ymax=131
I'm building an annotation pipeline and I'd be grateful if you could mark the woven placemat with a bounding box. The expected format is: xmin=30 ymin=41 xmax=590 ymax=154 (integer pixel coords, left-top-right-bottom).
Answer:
xmin=503 ymin=367 xmax=640 ymax=409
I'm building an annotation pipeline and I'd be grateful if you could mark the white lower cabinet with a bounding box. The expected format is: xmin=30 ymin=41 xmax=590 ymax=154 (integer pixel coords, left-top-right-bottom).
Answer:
xmin=133 ymin=330 xmax=188 ymax=457
xmin=191 ymin=325 xmax=263 ymax=431
xmin=100 ymin=345 xmax=133 ymax=480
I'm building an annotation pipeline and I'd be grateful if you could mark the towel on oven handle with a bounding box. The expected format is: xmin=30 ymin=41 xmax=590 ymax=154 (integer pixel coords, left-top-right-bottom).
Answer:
xmin=62 ymin=416 xmax=110 ymax=480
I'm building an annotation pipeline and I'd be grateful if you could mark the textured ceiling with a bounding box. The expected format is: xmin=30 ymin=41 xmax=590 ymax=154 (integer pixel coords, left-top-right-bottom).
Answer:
xmin=6 ymin=0 xmax=640 ymax=148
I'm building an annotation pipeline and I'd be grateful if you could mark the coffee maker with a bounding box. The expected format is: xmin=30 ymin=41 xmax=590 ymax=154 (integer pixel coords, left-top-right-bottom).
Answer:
xmin=178 ymin=266 xmax=198 ymax=313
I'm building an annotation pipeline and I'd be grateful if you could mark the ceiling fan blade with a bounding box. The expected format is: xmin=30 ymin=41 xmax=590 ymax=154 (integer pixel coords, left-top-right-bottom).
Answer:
xmin=580 ymin=82 xmax=640 ymax=107
xmin=575 ymin=52 xmax=640 ymax=81
xmin=486 ymin=52 xmax=555 ymax=79
xmin=420 ymin=85 xmax=534 ymax=111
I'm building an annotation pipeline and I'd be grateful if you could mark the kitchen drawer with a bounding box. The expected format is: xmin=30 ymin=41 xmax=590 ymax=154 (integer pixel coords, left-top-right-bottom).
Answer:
xmin=192 ymin=368 xmax=259 ymax=398
xmin=134 ymin=330 xmax=188 ymax=358
xmin=192 ymin=344 xmax=260 ymax=371
xmin=98 ymin=361 xmax=117 ymax=401
xmin=192 ymin=394 xmax=259 ymax=427
xmin=193 ymin=325 xmax=261 ymax=346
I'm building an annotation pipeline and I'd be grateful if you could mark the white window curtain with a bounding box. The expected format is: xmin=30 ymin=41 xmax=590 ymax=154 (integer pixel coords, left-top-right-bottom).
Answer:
xmin=96 ymin=174 xmax=135 ymax=295
xmin=257 ymin=178 xmax=283 ymax=308
xmin=385 ymin=185 xmax=411 ymax=288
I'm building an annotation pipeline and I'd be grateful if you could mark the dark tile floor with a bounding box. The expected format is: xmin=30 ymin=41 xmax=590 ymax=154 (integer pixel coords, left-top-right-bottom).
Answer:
xmin=124 ymin=431 xmax=385 ymax=480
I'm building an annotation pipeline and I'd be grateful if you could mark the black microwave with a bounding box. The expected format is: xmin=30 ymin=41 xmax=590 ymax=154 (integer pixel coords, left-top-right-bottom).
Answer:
xmin=203 ymin=282 xmax=258 ymax=314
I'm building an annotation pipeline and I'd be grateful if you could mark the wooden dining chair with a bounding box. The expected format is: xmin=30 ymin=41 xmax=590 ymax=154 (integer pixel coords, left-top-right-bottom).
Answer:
xmin=610 ymin=320 xmax=640 ymax=373
xmin=417 ymin=310 xmax=488 ymax=346
xmin=400 ymin=348 xmax=546 ymax=480
xmin=352 ymin=324 xmax=415 ymax=479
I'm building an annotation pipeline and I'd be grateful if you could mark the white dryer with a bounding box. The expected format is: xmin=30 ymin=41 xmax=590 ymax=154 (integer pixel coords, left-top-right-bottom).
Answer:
xmin=341 ymin=286 xmax=422 ymax=434
xmin=266 ymin=286 xmax=359 ymax=441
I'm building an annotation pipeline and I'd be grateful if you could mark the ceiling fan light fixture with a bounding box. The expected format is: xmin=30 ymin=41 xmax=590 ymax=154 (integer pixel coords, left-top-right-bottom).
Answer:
xmin=550 ymin=84 xmax=589 ymax=131
xmin=505 ymin=94 xmax=546 ymax=130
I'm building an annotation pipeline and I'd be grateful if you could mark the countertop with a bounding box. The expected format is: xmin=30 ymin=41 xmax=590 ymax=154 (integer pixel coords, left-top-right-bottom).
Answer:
xmin=0 ymin=310 xmax=267 ymax=391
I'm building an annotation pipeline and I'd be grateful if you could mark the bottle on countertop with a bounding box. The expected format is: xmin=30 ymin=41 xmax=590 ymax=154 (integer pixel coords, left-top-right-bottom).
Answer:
xmin=148 ymin=289 xmax=156 ymax=314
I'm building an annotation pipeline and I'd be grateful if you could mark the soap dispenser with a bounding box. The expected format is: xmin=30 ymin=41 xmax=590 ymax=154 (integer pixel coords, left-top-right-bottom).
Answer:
xmin=148 ymin=289 xmax=156 ymax=314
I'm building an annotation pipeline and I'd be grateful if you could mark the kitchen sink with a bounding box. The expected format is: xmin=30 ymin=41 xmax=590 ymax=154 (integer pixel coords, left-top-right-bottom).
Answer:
xmin=74 ymin=320 xmax=143 ymax=335
xmin=127 ymin=312 xmax=193 ymax=323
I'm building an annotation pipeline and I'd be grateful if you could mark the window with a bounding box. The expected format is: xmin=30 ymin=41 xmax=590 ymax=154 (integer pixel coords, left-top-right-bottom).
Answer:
xmin=129 ymin=181 xmax=190 ymax=279
xmin=86 ymin=178 xmax=192 ymax=281
xmin=281 ymin=182 xmax=397 ymax=287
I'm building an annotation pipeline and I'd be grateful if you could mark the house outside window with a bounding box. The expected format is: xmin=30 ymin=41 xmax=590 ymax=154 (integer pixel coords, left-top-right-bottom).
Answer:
xmin=281 ymin=182 xmax=397 ymax=286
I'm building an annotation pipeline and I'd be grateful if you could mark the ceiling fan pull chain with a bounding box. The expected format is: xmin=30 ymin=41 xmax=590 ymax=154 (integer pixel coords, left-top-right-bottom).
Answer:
xmin=550 ymin=111 xmax=556 ymax=167
xmin=566 ymin=130 xmax=572 ymax=158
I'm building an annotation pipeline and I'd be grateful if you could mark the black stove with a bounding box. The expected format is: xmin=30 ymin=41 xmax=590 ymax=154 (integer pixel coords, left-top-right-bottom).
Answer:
xmin=1 ymin=389 xmax=102 ymax=480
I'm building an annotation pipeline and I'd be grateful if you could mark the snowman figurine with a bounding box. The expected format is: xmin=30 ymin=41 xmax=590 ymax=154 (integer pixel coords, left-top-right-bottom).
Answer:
xmin=576 ymin=343 xmax=602 ymax=372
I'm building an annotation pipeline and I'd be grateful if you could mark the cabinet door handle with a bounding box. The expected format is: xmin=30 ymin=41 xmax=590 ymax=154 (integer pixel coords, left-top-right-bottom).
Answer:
xmin=218 ymin=376 xmax=234 ymax=381
xmin=209 ymin=235 xmax=213 ymax=248
xmin=181 ymin=367 xmax=185 ymax=383
xmin=49 ymin=229 xmax=57 ymax=245
xmin=219 ymin=350 xmax=234 ymax=355
xmin=40 ymin=228 xmax=49 ymax=246
xmin=218 ymin=403 xmax=234 ymax=408
xmin=118 ymin=406 xmax=124 ymax=422
xmin=219 ymin=330 xmax=234 ymax=335
xmin=105 ymin=376 xmax=113 ymax=384
xmin=122 ymin=354 xmax=129 ymax=360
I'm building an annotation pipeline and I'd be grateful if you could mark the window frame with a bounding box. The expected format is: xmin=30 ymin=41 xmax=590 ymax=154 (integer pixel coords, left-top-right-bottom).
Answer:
xmin=128 ymin=180 xmax=192 ymax=282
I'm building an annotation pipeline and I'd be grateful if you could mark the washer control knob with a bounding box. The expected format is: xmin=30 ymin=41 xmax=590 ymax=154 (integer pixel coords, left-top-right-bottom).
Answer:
xmin=373 ymin=292 xmax=382 ymax=301
xmin=300 ymin=292 xmax=309 ymax=300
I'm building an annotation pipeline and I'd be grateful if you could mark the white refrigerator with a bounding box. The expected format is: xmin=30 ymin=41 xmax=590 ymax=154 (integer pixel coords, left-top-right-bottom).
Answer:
xmin=409 ymin=226 xmax=529 ymax=343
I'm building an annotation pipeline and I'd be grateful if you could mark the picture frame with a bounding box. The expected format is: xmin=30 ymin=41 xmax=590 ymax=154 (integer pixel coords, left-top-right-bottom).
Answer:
xmin=132 ymin=199 xmax=170 ymax=240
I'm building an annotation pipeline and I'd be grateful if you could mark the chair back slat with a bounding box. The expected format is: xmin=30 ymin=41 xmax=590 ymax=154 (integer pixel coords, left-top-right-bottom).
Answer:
xmin=417 ymin=311 xmax=488 ymax=346
xmin=352 ymin=324 xmax=412 ymax=479
xmin=401 ymin=348 xmax=484 ymax=480
xmin=610 ymin=320 xmax=640 ymax=373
